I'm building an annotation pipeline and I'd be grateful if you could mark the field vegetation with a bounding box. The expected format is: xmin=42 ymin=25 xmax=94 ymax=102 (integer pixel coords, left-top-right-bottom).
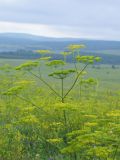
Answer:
xmin=0 ymin=44 xmax=120 ymax=160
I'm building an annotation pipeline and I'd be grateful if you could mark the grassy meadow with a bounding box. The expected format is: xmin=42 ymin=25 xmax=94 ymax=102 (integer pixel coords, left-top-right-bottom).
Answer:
xmin=0 ymin=48 xmax=120 ymax=160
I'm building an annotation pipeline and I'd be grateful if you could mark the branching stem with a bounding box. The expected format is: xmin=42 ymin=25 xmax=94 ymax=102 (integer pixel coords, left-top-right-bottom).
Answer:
xmin=63 ymin=63 xmax=89 ymax=99
xmin=28 ymin=71 xmax=62 ymax=98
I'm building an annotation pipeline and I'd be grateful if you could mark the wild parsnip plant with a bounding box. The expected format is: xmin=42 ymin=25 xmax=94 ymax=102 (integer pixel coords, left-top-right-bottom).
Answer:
xmin=0 ymin=45 xmax=120 ymax=160
xmin=15 ymin=44 xmax=101 ymax=103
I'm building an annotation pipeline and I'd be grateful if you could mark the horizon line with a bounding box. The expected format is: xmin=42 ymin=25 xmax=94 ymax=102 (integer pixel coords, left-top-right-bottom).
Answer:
xmin=0 ymin=32 xmax=120 ymax=42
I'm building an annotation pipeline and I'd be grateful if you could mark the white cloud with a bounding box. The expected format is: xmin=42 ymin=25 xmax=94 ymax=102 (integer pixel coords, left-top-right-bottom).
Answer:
xmin=0 ymin=21 xmax=73 ymax=38
xmin=0 ymin=21 xmax=120 ymax=40
xmin=0 ymin=0 xmax=18 ymax=4
xmin=0 ymin=0 xmax=120 ymax=40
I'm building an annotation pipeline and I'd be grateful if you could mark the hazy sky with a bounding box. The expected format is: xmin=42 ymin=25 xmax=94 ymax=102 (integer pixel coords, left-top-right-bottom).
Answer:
xmin=0 ymin=0 xmax=120 ymax=40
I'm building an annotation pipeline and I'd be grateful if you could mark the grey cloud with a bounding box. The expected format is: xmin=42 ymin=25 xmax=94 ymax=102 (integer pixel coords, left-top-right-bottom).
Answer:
xmin=0 ymin=0 xmax=120 ymax=40
xmin=0 ymin=0 xmax=119 ymax=25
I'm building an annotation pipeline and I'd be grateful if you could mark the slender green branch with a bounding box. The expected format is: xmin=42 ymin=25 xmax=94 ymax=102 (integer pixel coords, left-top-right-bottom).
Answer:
xmin=63 ymin=63 xmax=89 ymax=99
xmin=15 ymin=94 xmax=48 ymax=114
xmin=15 ymin=94 xmax=41 ymax=110
xmin=61 ymin=78 xmax=64 ymax=103
xmin=73 ymin=52 xmax=78 ymax=74
xmin=28 ymin=71 xmax=62 ymax=98
xmin=38 ymin=66 xmax=42 ymax=77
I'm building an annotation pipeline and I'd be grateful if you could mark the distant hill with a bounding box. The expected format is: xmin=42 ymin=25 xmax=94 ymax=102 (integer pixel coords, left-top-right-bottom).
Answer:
xmin=0 ymin=33 xmax=120 ymax=64
xmin=0 ymin=33 xmax=120 ymax=51
xmin=0 ymin=33 xmax=80 ymax=44
xmin=0 ymin=33 xmax=120 ymax=50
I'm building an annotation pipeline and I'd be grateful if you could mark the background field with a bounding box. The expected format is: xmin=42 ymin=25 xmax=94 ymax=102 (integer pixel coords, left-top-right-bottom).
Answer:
xmin=0 ymin=58 xmax=119 ymax=91
xmin=0 ymin=54 xmax=120 ymax=160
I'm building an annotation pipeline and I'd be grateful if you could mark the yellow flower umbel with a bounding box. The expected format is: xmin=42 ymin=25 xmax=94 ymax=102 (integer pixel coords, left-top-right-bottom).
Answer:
xmin=35 ymin=49 xmax=52 ymax=54
xmin=19 ymin=115 xmax=39 ymax=124
xmin=68 ymin=44 xmax=86 ymax=51
xmin=84 ymin=122 xmax=98 ymax=127
xmin=107 ymin=110 xmax=120 ymax=117
xmin=47 ymin=138 xmax=63 ymax=144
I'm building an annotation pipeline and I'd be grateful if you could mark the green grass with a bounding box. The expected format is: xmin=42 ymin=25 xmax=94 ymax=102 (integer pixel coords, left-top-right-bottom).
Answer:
xmin=93 ymin=49 xmax=120 ymax=56
xmin=0 ymin=58 xmax=120 ymax=89
xmin=0 ymin=58 xmax=120 ymax=160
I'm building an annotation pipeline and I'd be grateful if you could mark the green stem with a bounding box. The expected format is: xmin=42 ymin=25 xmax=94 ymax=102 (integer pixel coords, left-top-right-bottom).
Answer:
xmin=63 ymin=110 xmax=67 ymax=125
xmin=79 ymin=83 xmax=82 ymax=97
xmin=63 ymin=63 xmax=89 ymax=99
xmin=15 ymin=94 xmax=47 ymax=114
xmin=61 ymin=78 xmax=64 ymax=103
xmin=73 ymin=52 xmax=78 ymax=74
xmin=29 ymin=71 xmax=62 ymax=98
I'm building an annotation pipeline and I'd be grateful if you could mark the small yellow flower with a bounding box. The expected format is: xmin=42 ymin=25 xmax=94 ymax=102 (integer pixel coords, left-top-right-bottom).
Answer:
xmin=21 ymin=106 xmax=35 ymax=113
xmin=68 ymin=44 xmax=86 ymax=51
xmin=84 ymin=114 xmax=97 ymax=119
xmin=35 ymin=50 xmax=52 ymax=54
xmin=47 ymin=138 xmax=63 ymax=144
xmin=84 ymin=122 xmax=98 ymax=127
xmin=20 ymin=115 xmax=39 ymax=124
xmin=107 ymin=110 xmax=120 ymax=117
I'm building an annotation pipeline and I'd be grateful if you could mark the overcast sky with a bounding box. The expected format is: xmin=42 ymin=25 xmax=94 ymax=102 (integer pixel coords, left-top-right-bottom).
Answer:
xmin=0 ymin=0 xmax=120 ymax=40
